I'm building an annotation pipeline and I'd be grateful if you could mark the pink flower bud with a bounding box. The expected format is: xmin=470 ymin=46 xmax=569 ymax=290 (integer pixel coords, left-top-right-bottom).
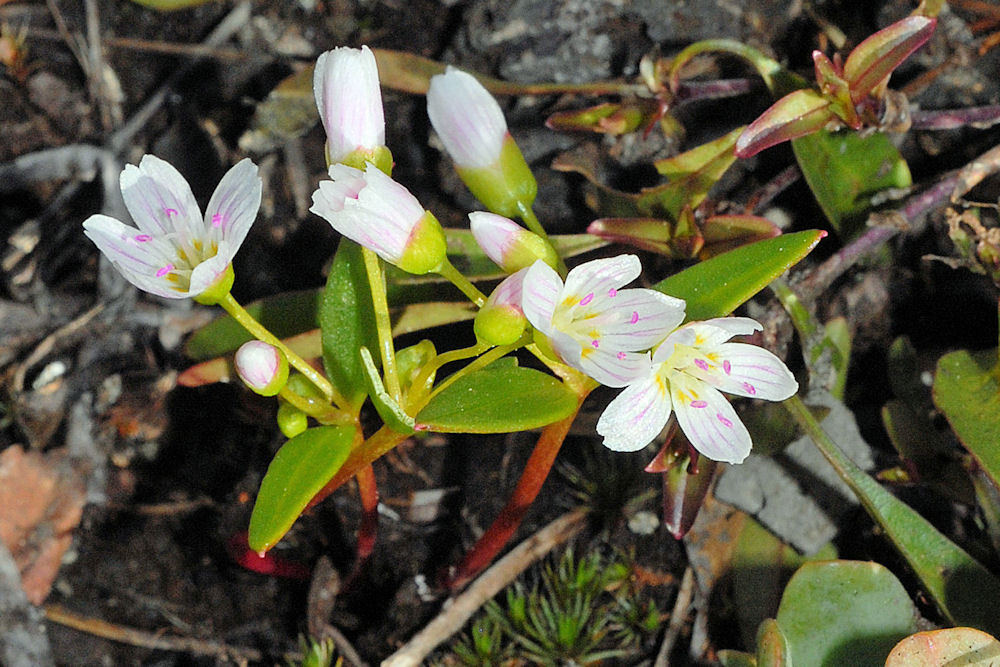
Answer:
xmin=469 ymin=211 xmax=558 ymax=273
xmin=235 ymin=341 xmax=289 ymax=396
xmin=313 ymin=46 xmax=388 ymax=168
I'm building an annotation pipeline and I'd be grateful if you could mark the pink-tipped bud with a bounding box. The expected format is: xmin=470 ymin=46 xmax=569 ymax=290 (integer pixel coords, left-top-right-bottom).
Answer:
xmin=235 ymin=341 xmax=289 ymax=396
xmin=474 ymin=268 xmax=528 ymax=346
xmin=310 ymin=163 xmax=447 ymax=275
xmin=469 ymin=211 xmax=558 ymax=273
xmin=314 ymin=46 xmax=391 ymax=172
xmin=427 ymin=67 xmax=537 ymax=217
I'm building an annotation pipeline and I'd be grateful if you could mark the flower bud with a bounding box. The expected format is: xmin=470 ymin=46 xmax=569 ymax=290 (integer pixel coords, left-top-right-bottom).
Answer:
xmin=311 ymin=163 xmax=447 ymax=275
xmin=235 ymin=341 xmax=289 ymax=396
xmin=427 ymin=67 xmax=537 ymax=217
xmin=474 ymin=268 xmax=528 ymax=346
xmin=469 ymin=211 xmax=558 ymax=273
xmin=313 ymin=46 xmax=391 ymax=171
xmin=277 ymin=402 xmax=308 ymax=438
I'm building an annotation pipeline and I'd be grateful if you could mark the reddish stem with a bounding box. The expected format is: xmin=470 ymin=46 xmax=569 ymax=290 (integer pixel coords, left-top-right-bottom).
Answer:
xmin=306 ymin=426 xmax=408 ymax=512
xmin=343 ymin=463 xmax=379 ymax=590
xmin=443 ymin=393 xmax=588 ymax=591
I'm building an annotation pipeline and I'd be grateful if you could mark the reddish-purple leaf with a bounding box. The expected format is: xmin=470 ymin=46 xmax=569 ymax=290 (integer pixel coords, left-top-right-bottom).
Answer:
xmin=736 ymin=89 xmax=834 ymax=158
xmin=843 ymin=16 xmax=936 ymax=102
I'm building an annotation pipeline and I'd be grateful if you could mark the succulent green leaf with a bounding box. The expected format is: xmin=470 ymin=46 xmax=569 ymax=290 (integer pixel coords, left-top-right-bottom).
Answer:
xmin=653 ymin=230 xmax=825 ymax=322
xmin=248 ymin=425 xmax=356 ymax=553
xmin=886 ymin=628 xmax=1000 ymax=666
xmin=319 ymin=240 xmax=379 ymax=411
xmin=933 ymin=348 xmax=1000 ymax=489
xmin=791 ymin=130 xmax=912 ymax=237
xmin=775 ymin=561 xmax=917 ymax=666
xmin=416 ymin=358 xmax=578 ymax=433
xmin=735 ymin=89 xmax=834 ymax=158
xmin=843 ymin=16 xmax=936 ymax=101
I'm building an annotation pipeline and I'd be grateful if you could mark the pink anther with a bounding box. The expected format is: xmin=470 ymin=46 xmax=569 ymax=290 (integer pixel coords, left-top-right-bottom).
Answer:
xmin=591 ymin=340 xmax=600 ymax=349
xmin=723 ymin=360 xmax=732 ymax=375
xmin=607 ymin=288 xmax=618 ymax=297
xmin=630 ymin=311 xmax=639 ymax=324
xmin=716 ymin=413 xmax=733 ymax=427
xmin=211 ymin=213 xmax=223 ymax=227
xmin=694 ymin=359 xmax=709 ymax=371
xmin=579 ymin=292 xmax=594 ymax=306
xmin=135 ymin=234 xmax=153 ymax=242
xmin=743 ymin=382 xmax=756 ymax=395
xmin=164 ymin=208 xmax=178 ymax=217
xmin=155 ymin=263 xmax=174 ymax=278
xmin=691 ymin=400 xmax=708 ymax=408
xmin=616 ymin=352 xmax=626 ymax=360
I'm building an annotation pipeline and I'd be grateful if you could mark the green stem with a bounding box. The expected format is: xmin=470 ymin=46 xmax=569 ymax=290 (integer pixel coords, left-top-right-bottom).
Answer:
xmin=436 ymin=258 xmax=487 ymax=307
xmin=218 ymin=293 xmax=343 ymax=407
xmin=516 ymin=201 xmax=567 ymax=276
xmin=277 ymin=386 xmax=349 ymax=425
xmin=361 ymin=247 xmax=402 ymax=402
xmin=425 ymin=338 xmax=527 ymax=403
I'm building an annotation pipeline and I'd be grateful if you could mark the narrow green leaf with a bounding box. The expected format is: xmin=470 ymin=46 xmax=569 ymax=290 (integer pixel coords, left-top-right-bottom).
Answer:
xmin=785 ymin=396 xmax=1000 ymax=634
xmin=359 ymin=347 xmax=415 ymax=435
xmin=791 ymin=130 xmax=912 ymax=237
xmin=185 ymin=289 xmax=321 ymax=360
xmin=416 ymin=358 xmax=578 ymax=433
xmin=319 ymin=240 xmax=379 ymax=410
xmin=653 ymin=230 xmax=825 ymax=322
xmin=934 ymin=348 xmax=1000 ymax=489
xmin=775 ymin=561 xmax=917 ymax=666
xmin=248 ymin=425 xmax=356 ymax=553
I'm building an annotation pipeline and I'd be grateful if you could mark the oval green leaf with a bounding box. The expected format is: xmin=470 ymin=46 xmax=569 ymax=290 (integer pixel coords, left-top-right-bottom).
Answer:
xmin=415 ymin=358 xmax=578 ymax=433
xmin=933 ymin=348 xmax=1000 ymax=489
xmin=653 ymin=230 xmax=825 ymax=322
xmin=791 ymin=130 xmax=912 ymax=237
xmin=248 ymin=425 xmax=356 ymax=553
xmin=775 ymin=560 xmax=917 ymax=666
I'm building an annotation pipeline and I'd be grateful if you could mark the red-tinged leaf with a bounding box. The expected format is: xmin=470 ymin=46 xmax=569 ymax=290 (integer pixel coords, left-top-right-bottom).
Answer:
xmin=640 ymin=127 xmax=742 ymax=217
xmin=653 ymin=126 xmax=744 ymax=178
xmin=736 ymin=89 xmax=834 ymax=158
xmin=662 ymin=455 xmax=718 ymax=539
xmin=545 ymin=101 xmax=652 ymax=135
xmin=887 ymin=628 xmax=1000 ymax=666
xmin=812 ymin=50 xmax=859 ymax=128
xmin=587 ymin=217 xmax=702 ymax=258
xmin=843 ymin=16 xmax=936 ymax=102
xmin=700 ymin=214 xmax=782 ymax=257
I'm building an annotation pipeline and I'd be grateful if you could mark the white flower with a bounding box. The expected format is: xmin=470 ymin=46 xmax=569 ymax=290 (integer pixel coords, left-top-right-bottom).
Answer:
xmin=427 ymin=66 xmax=507 ymax=169
xmin=596 ymin=317 xmax=798 ymax=464
xmin=314 ymin=45 xmax=385 ymax=164
xmin=310 ymin=163 xmax=447 ymax=275
xmin=521 ymin=255 xmax=686 ymax=387
xmin=82 ymin=155 xmax=261 ymax=300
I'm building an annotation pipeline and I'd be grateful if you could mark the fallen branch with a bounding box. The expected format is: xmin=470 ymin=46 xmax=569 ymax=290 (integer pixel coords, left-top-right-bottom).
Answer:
xmin=381 ymin=508 xmax=588 ymax=667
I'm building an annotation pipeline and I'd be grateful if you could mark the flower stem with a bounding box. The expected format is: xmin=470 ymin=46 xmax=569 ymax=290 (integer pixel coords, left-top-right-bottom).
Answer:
xmin=343 ymin=463 xmax=379 ymax=590
xmin=516 ymin=201 xmax=567 ymax=276
xmin=218 ymin=293 xmax=343 ymax=406
xmin=443 ymin=387 xmax=590 ymax=591
xmin=361 ymin=247 xmax=402 ymax=402
xmin=277 ymin=386 xmax=349 ymax=424
xmin=436 ymin=258 xmax=486 ymax=307
xmin=423 ymin=338 xmax=527 ymax=404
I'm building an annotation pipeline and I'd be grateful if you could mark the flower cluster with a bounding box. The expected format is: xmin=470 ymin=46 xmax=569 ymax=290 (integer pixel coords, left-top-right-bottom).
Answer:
xmin=83 ymin=44 xmax=799 ymax=467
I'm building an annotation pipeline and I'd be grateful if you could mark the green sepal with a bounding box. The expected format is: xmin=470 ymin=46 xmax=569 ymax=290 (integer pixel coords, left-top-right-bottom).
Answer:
xmin=192 ymin=264 xmax=235 ymax=306
xmin=456 ymin=137 xmax=537 ymax=218
xmin=359 ymin=347 xmax=416 ymax=435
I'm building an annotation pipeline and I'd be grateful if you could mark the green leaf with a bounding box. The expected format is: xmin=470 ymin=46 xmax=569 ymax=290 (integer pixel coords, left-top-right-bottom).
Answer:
xmin=653 ymin=230 xmax=826 ymax=322
xmin=717 ymin=650 xmax=758 ymax=667
xmin=775 ymin=561 xmax=918 ymax=666
xmin=319 ymin=240 xmax=379 ymax=411
xmin=755 ymin=619 xmax=789 ymax=667
xmin=934 ymin=348 xmax=1000 ymax=489
xmin=416 ymin=358 xmax=579 ymax=433
xmin=248 ymin=425 xmax=356 ymax=553
xmin=791 ymin=130 xmax=912 ymax=237
xmin=886 ymin=628 xmax=1000 ymax=666
xmin=185 ymin=289 xmax=321 ymax=360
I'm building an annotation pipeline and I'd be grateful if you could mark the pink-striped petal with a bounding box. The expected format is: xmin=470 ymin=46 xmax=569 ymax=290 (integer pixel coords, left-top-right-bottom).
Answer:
xmin=427 ymin=67 xmax=507 ymax=169
xmin=697 ymin=342 xmax=798 ymax=401
xmin=597 ymin=373 xmax=671 ymax=452
xmin=562 ymin=254 xmax=641 ymax=312
xmin=314 ymin=46 xmax=385 ymax=161
xmin=203 ymin=158 xmax=261 ymax=261
xmin=82 ymin=214 xmax=187 ymax=298
xmin=671 ymin=377 xmax=751 ymax=464
xmin=520 ymin=259 xmax=563 ymax=336
xmin=120 ymin=155 xmax=202 ymax=242
xmin=588 ymin=288 xmax=685 ymax=351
